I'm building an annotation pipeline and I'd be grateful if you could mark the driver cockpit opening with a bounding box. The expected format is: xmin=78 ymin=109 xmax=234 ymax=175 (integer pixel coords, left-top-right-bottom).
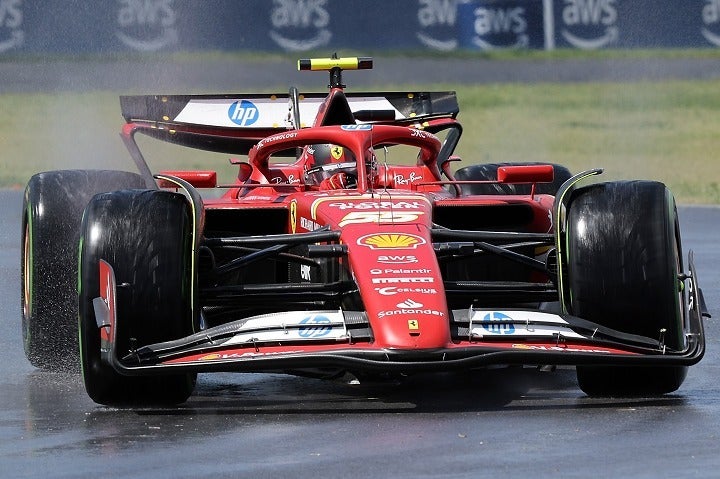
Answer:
xmin=302 ymin=143 xmax=358 ymax=189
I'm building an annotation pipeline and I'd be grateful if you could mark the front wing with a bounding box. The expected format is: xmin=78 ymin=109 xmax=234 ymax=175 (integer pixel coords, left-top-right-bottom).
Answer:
xmin=93 ymin=256 xmax=706 ymax=377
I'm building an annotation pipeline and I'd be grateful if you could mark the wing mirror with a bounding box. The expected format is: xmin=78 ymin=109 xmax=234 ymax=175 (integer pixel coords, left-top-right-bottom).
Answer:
xmin=158 ymin=170 xmax=217 ymax=188
xmin=497 ymin=164 xmax=554 ymax=184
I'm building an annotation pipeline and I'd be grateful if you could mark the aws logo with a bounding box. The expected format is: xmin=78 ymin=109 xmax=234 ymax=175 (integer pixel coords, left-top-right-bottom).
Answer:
xmin=467 ymin=5 xmax=529 ymax=50
xmin=0 ymin=0 xmax=23 ymax=53
xmin=560 ymin=0 xmax=618 ymax=50
xmin=417 ymin=0 xmax=470 ymax=51
xmin=702 ymin=0 xmax=720 ymax=46
xmin=269 ymin=0 xmax=331 ymax=51
xmin=116 ymin=0 xmax=178 ymax=51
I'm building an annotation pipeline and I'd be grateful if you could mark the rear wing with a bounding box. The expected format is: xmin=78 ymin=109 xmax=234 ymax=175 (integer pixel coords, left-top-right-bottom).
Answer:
xmin=120 ymin=91 xmax=459 ymax=155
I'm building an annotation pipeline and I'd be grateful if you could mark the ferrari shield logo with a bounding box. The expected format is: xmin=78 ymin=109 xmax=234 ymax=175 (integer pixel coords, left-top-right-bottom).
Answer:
xmin=331 ymin=145 xmax=344 ymax=160
xmin=290 ymin=200 xmax=297 ymax=234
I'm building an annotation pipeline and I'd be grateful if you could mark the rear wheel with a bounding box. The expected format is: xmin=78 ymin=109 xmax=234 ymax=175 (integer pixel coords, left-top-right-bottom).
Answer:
xmin=565 ymin=181 xmax=687 ymax=396
xmin=454 ymin=162 xmax=572 ymax=196
xmin=21 ymin=170 xmax=146 ymax=371
xmin=79 ymin=189 xmax=196 ymax=406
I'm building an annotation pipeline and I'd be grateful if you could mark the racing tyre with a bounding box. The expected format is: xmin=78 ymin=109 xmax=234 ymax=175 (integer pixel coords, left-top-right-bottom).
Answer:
xmin=21 ymin=170 xmax=146 ymax=371
xmin=79 ymin=189 xmax=196 ymax=406
xmin=565 ymin=181 xmax=687 ymax=397
xmin=454 ymin=162 xmax=572 ymax=195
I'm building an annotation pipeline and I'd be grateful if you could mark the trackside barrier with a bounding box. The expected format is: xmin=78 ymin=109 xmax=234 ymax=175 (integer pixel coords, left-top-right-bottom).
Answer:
xmin=1 ymin=0 xmax=720 ymax=55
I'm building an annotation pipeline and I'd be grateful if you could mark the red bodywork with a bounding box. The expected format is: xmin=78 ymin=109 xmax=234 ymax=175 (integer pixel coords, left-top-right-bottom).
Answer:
xmin=104 ymin=61 xmax=703 ymax=377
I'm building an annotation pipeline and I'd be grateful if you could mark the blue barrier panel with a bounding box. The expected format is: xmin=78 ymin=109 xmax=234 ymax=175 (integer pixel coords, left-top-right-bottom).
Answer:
xmin=457 ymin=0 xmax=545 ymax=50
xmin=258 ymin=0 xmax=463 ymax=52
xmin=0 ymin=0 xmax=457 ymax=54
xmin=0 ymin=0 xmax=504 ymax=54
xmin=551 ymin=0 xmax=720 ymax=49
xmin=1 ymin=1 xmax=183 ymax=54
xmin=702 ymin=0 xmax=720 ymax=47
xmin=2 ymin=0 xmax=720 ymax=55
xmin=0 ymin=0 xmax=26 ymax=53
xmin=1 ymin=1 xmax=249 ymax=54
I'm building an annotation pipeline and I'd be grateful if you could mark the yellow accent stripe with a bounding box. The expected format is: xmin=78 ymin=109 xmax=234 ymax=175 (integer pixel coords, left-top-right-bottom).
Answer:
xmin=298 ymin=57 xmax=372 ymax=71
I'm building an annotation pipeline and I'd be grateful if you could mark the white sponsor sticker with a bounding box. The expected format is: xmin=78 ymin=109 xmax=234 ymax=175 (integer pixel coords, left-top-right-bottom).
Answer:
xmin=397 ymin=299 xmax=423 ymax=309
xmin=375 ymin=287 xmax=438 ymax=296
xmin=372 ymin=277 xmax=434 ymax=284
xmin=469 ymin=310 xmax=585 ymax=339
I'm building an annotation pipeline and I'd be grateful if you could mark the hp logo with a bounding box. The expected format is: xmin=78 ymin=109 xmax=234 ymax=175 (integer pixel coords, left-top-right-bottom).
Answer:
xmin=228 ymin=99 xmax=259 ymax=126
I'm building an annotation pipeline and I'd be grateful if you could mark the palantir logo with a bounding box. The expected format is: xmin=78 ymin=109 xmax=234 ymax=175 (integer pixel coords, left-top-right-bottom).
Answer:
xmin=702 ymin=0 xmax=720 ymax=47
xmin=0 ymin=0 xmax=23 ymax=53
xmin=269 ymin=0 xmax=331 ymax=52
xmin=560 ymin=0 xmax=618 ymax=50
xmin=116 ymin=0 xmax=178 ymax=51
xmin=228 ymin=100 xmax=259 ymax=126
xmin=468 ymin=5 xmax=528 ymax=50
xmin=417 ymin=0 xmax=470 ymax=51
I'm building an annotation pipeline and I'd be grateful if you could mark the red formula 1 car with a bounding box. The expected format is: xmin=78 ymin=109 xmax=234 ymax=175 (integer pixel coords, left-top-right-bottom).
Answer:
xmin=21 ymin=57 xmax=709 ymax=406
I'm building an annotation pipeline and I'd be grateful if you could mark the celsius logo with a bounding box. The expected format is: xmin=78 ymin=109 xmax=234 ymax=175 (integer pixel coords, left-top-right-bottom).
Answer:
xmin=0 ymin=0 xmax=23 ymax=53
xmin=116 ymin=0 xmax=178 ymax=51
xmin=228 ymin=100 xmax=259 ymax=126
xmin=560 ymin=0 xmax=618 ymax=50
xmin=269 ymin=0 xmax=331 ymax=52
xmin=482 ymin=312 xmax=515 ymax=335
xmin=468 ymin=6 xmax=528 ymax=50
xmin=298 ymin=315 xmax=332 ymax=338
xmin=702 ymin=0 xmax=720 ymax=46
xmin=416 ymin=0 xmax=470 ymax=51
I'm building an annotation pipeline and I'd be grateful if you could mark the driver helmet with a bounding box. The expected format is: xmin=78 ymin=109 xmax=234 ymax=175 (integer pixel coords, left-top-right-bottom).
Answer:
xmin=302 ymin=143 xmax=353 ymax=166
xmin=303 ymin=144 xmax=356 ymax=186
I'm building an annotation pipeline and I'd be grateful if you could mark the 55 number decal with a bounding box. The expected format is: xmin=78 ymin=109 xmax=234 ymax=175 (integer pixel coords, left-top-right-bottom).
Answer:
xmin=339 ymin=211 xmax=424 ymax=226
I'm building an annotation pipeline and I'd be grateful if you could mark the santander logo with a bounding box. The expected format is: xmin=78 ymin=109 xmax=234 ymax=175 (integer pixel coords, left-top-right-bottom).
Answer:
xmin=397 ymin=299 xmax=423 ymax=309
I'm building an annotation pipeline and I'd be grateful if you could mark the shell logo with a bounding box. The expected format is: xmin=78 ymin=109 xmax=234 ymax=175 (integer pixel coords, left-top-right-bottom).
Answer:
xmin=357 ymin=233 xmax=426 ymax=250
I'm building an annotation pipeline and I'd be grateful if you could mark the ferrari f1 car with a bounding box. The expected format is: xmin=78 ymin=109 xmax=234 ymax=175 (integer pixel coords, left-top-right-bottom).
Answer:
xmin=22 ymin=57 xmax=709 ymax=405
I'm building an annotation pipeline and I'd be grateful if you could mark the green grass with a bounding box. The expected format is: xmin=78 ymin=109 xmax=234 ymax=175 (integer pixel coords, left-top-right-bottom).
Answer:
xmin=2 ymin=77 xmax=720 ymax=203
xmin=451 ymin=80 xmax=720 ymax=204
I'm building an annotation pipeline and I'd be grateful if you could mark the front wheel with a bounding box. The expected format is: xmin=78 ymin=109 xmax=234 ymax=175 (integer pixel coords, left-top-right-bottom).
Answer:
xmin=565 ymin=181 xmax=687 ymax=396
xmin=21 ymin=170 xmax=146 ymax=371
xmin=79 ymin=189 xmax=196 ymax=406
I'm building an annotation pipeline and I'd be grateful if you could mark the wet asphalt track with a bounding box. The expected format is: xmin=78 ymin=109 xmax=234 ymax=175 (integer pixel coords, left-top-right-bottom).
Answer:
xmin=1 ymin=190 xmax=719 ymax=478
xmin=1 ymin=57 xmax=720 ymax=478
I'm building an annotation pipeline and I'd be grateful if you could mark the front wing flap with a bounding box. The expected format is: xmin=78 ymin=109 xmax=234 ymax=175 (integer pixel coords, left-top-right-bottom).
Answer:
xmin=94 ymin=253 xmax=705 ymax=377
